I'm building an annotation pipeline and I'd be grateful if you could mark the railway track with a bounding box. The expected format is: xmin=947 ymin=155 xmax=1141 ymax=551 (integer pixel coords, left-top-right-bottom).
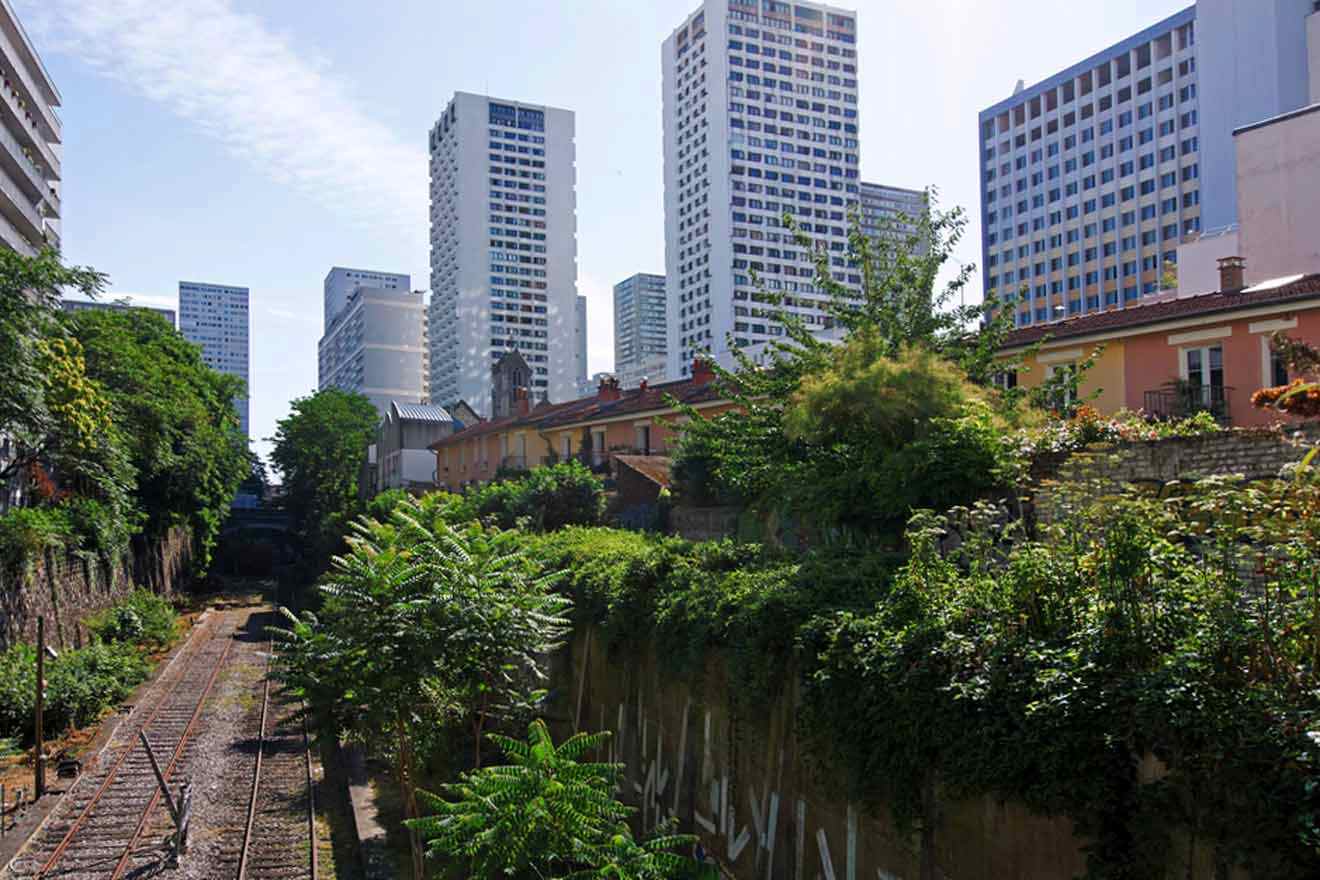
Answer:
xmin=233 ymin=648 xmax=317 ymax=880
xmin=6 ymin=616 xmax=237 ymax=880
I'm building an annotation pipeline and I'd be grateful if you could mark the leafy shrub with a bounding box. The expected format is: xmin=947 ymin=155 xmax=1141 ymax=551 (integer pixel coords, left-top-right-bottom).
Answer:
xmin=0 ymin=640 xmax=148 ymax=744
xmin=675 ymin=340 xmax=1019 ymax=537
xmin=87 ymin=589 xmax=177 ymax=651
xmin=469 ymin=461 xmax=605 ymax=531
xmin=409 ymin=718 xmax=699 ymax=879
xmin=61 ymin=496 xmax=133 ymax=555
xmin=0 ymin=506 xmax=74 ymax=568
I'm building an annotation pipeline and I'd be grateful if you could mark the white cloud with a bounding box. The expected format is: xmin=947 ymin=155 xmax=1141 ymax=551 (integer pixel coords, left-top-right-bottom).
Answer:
xmin=23 ymin=0 xmax=427 ymax=235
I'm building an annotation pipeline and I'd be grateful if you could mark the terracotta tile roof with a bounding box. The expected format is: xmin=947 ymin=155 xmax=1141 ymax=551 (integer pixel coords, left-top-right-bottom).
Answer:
xmin=1000 ymin=273 xmax=1320 ymax=350
xmin=429 ymin=376 xmax=721 ymax=451
xmin=613 ymin=455 xmax=672 ymax=488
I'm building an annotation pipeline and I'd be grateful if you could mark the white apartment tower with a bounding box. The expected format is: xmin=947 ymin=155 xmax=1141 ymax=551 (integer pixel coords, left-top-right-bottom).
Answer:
xmin=318 ymin=285 xmax=428 ymax=418
xmin=428 ymin=92 xmax=579 ymax=414
xmin=179 ymin=282 xmax=250 ymax=439
xmin=0 ymin=0 xmax=62 ymax=255
xmin=662 ymin=0 xmax=861 ymax=378
xmin=978 ymin=1 xmax=1320 ymax=327
xmin=324 ymin=266 xmax=410 ymax=328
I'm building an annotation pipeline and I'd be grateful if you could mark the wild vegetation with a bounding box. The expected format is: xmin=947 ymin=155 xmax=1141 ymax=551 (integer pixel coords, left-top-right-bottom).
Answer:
xmin=0 ymin=249 xmax=249 ymax=572
xmin=268 ymin=387 xmax=380 ymax=576
xmin=277 ymin=201 xmax=1320 ymax=878
xmin=0 ymin=589 xmax=178 ymax=744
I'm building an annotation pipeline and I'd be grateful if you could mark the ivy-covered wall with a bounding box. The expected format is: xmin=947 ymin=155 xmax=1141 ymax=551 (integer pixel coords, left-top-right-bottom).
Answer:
xmin=0 ymin=527 xmax=192 ymax=651
xmin=556 ymin=626 xmax=1247 ymax=880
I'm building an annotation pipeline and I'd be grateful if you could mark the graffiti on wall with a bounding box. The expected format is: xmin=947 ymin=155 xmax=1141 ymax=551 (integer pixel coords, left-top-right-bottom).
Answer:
xmin=590 ymin=692 xmax=906 ymax=880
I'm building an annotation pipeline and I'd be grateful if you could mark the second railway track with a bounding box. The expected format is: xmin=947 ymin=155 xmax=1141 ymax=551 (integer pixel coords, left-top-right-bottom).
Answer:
xmin=234 ymin=646 xmax=317 ymax=880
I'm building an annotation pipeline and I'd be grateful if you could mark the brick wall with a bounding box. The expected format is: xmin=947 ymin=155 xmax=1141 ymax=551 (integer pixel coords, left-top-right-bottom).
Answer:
xmin=0 ymin=528 xmax=193 ymax=651
xmin=1034 ymin=424 xmax=1320 ymax=523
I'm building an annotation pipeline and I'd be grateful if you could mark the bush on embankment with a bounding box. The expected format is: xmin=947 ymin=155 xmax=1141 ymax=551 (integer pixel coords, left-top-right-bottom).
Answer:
xmin=0 ymin=590 xmax=179 ymax=744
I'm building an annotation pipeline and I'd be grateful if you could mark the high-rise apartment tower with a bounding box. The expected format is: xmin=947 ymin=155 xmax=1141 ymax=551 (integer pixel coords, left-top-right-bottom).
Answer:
xmin=978 ymin=1 xmax=1320 ymax=327
xmin=613 ymin=273 xmax=667 ymax=378
xmin=662 ymin=0 xmax=861 ymax=379
xmin=428 ymin=92 xmax=579 ymax=413
xmin=179 ymin=282 xmax=250 ymax=439
xmin=0 ymin=0 xmax=61 ymax=255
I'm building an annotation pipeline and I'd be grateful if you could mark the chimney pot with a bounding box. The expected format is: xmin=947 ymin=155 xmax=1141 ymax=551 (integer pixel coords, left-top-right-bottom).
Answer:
xmin=1218 ymin=256 xmax=1246 ymax=293
xmin=691 ymin=357 xmax=716 ymax=385
xmin=597 ymin=376 xmax=622 ymax=402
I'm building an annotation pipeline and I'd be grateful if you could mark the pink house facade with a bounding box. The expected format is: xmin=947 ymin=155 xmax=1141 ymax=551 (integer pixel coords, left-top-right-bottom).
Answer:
xmin=999 ymin=266 xmax=1320 ymax=428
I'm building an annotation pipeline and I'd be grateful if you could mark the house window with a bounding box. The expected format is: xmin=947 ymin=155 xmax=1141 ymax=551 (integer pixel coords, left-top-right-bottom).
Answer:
xmin=561 ymin=435 xmax=571 ymax=460
xmin=992 ymin=370 xmax=1018 ymax=390
xmin=1270 ymin=347 xmax=1290 ymax=388
xmin=635 ymin=424 xmax=652 ymax=454
xmin=1045 ymin=362 xmax=1077 ymax=408
xmin=1183 ymin=345 xmax=1224 ymax=389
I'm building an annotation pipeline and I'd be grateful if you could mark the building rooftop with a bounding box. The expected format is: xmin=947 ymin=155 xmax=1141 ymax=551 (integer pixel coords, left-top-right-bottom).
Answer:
xmin=430 ymin=371 xmax=722 ymax=450
xmin=391 ymin=402 xmax=453 ymax=424
xmin=999 ymin=272 xmax=1320 ymax=351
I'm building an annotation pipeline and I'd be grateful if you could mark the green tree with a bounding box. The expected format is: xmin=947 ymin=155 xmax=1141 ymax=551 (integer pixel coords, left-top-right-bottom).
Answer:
xmin=0 ymin=249 xmax=131 ymax=517
xmin=273 ymin=504 xmax=571 ymax=878
xmin=268 ymin=388 xmax=379 ymax=570
xmin=69 ymin=307 xmax=249 ymax=566
xmin=408 ymin=719 xmax=697 ymax=880
xmin=670 ymin=193 xmax=1020 ymax=535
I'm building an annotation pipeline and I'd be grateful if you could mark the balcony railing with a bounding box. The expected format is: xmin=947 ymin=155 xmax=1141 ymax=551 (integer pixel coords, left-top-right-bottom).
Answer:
xmin=1143 ymin=384 xmax=1233 ymax=423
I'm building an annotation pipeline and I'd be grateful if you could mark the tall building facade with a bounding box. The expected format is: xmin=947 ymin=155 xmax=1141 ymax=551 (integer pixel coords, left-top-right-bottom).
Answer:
xmin=0 ymin=0 xmax=61 ymax=255
xmin=318 ymin=285 xmax=429 ymax=417
xmin=978 ymin=1 xmax=1319 ymax=328
xmin=575 ymin=294 xmax=588 ymax=392
xmin=323 ymin=266 xmax=410 ymax=328
xmin=613 ymin=273 xmax=667 ymax=377
xmin=859 ymin=182 xmax=926 ymax=251
xmin=428 ymin=92 xmax=579 ymax=415
xmin=662 ymin=0 xmax=861 ymax=379
xmin=179 ymin=282 xmax=250 ymax=438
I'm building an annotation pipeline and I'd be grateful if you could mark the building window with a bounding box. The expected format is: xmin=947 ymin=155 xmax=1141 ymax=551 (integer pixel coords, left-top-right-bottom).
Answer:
xmin=1183 ymin=345 xmax=1224 ymax=390
xmin=1269 ymin=345 xmax=1290 ymax=388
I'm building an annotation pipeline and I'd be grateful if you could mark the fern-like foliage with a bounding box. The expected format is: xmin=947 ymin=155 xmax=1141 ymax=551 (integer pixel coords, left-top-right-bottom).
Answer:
xmin=409 ymin=719 xmax=700 ymax=880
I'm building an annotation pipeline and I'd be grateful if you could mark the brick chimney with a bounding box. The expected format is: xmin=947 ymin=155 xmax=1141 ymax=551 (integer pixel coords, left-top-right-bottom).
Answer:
xmin=514 ymin=386 xmax=530 ymax=417
xmin=1218 ymin=256 xmax=1246 ymax=294
xmin=597 ymin=376 xmax=622 ymax=402
xmin=691 ymin=356 xmax=716 ymax=385
xmin=638 ymin=378 xmax=648 ymax=392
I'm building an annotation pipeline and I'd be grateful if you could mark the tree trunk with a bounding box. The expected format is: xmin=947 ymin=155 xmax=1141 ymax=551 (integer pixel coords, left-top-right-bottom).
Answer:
xmin=397 ymin=716 xmax=425 ymax=880
xmin=471 ymin=689 xmax=492 ymax=770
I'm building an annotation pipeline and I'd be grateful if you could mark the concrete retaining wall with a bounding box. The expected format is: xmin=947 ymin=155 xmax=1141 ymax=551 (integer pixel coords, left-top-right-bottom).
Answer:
xmin=554 ymin=627 xmax=1247 ymax=880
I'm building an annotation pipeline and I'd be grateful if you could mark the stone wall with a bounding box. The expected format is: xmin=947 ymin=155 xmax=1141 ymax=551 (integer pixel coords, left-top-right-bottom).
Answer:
xmin=671 ymin=506 xmax=743 ymax=542
xmin=553 ymin=628 xmax=1242 ymax=880
xmin=0 ymin=527 xmax=193 ymax=651
xmin=1033 ymin=424 xmax=1320 ymax=523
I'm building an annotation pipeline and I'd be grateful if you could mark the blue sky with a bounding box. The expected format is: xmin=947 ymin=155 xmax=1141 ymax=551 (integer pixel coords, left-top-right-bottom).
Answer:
xmin=21 ymin=0 xmax=1190 ymax=460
